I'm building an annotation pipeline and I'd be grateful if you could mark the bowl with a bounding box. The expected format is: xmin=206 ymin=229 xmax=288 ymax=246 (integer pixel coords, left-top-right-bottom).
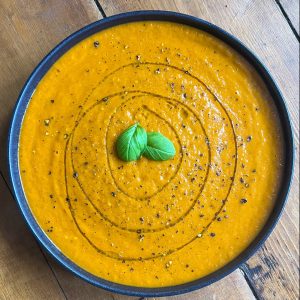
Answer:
xmin=8 ymin=11 xmax=294 ymax=297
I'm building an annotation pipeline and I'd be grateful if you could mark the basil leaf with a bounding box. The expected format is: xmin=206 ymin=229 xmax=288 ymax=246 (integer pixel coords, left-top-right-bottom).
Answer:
xmin=116 ymin=123 xmax=147 ymax=161
xmin=143 ymin=132 xmax=176 ymax=161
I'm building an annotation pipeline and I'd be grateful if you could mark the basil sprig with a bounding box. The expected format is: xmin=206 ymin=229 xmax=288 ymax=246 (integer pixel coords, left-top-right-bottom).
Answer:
xmin=143 ymin=132 xmax=176 ymax=161
xmin=116 ymin=124 xmax=175 ymax=162
xmin=116 ymin=123 xmax=147 ymax=161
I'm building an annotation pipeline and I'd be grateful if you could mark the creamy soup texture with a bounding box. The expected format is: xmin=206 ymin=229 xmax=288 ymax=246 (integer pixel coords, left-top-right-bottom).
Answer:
xmin=19 ymin=21 xmax=284 ymax=287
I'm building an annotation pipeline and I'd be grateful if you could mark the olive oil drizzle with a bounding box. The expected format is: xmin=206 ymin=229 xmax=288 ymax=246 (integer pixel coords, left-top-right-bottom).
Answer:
xmin=63 ymin=62 xmax=238 ymax=261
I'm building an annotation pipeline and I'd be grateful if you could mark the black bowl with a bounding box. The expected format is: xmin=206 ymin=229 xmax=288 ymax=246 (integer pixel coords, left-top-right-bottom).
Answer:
xmin=8 ymin=11 xmax=294 ymax=297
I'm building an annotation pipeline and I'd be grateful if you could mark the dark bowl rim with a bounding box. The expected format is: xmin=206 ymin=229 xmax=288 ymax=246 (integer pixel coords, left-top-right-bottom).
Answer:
xmin=8 ymin=10 xmax=294 ymax=298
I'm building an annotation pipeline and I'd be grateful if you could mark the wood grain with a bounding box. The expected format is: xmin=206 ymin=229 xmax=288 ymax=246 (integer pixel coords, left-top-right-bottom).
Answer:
xmin=279 ymin=0 xmax=300 ymax=35
xmin=0 ymin=174 xmax=66 ymax=299
xmin=99 ymin=1 xmax=300 ymax=299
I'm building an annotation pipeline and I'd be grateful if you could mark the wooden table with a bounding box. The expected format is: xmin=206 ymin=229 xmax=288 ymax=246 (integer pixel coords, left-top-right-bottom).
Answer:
xmin=0 ymin=1 xmax=298 ymax=299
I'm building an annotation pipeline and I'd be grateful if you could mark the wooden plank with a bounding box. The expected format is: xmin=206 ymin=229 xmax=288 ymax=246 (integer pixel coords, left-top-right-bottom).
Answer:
xmin=279 ymin=0 xmax=300 ymax=35
xmin=0 ymin=174 xmax=66 ymax=299
xmin=0 ymin=0 xmax=102 ymax=178
xmin=242 ymin=208 xmax=300 ymax=299
xmin=98 ymin=1 xmax=299 ymax=299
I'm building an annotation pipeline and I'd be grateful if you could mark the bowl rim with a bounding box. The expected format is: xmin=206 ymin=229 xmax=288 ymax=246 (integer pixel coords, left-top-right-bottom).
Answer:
xmin=8 ymin=10 xmax=294 ymax=297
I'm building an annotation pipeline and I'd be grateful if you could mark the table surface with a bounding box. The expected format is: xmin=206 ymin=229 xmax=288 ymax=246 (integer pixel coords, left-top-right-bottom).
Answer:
xmin=0 ymin=1 xmax=299 ymax=299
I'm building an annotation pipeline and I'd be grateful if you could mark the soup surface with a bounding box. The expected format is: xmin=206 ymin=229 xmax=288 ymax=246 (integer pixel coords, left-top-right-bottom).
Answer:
xmin=19 ymin=21 xmax=284 ymax=287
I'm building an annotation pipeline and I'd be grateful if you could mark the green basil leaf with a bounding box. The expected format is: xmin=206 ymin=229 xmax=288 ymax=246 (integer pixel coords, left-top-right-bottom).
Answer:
xmin=143 ymin=132 xmax=176 ymax=161
xmin=116 ymin=123 xmax=147 ymax=161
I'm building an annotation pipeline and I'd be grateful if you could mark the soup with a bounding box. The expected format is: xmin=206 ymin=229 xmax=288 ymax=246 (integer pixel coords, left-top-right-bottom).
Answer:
xmin=19 ymin=21 xmax=283 ymax=287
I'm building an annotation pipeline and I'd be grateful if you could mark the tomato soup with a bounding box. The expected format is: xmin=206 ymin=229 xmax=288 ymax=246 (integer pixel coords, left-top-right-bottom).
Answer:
xmin=19 ymin=21 xmax=284 ymax=287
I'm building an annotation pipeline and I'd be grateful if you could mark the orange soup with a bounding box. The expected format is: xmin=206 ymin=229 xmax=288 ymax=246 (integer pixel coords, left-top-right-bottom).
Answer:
xmin=19 ymin=21 xmax=283 ymax=287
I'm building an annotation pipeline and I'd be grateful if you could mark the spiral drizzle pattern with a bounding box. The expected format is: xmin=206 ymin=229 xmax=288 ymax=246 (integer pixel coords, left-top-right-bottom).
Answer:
xmin=63 ymin=62 xmax=238 ymax=261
